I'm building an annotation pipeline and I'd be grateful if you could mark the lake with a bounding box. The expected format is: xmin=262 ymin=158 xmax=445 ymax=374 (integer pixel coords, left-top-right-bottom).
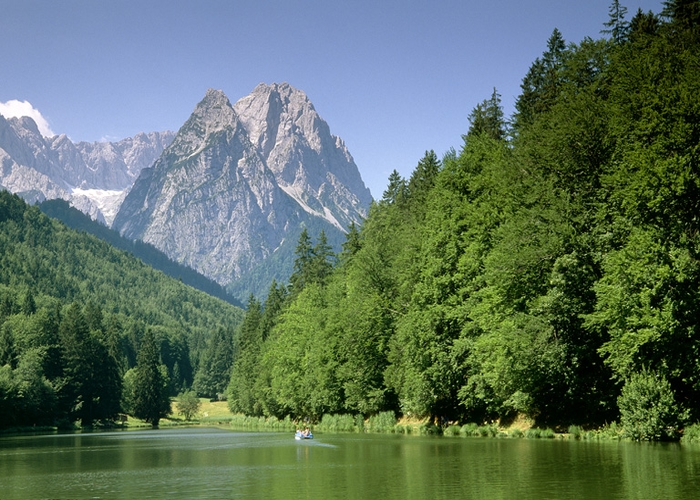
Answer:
xmin=1 ymin=427 xmax=699 ymax=499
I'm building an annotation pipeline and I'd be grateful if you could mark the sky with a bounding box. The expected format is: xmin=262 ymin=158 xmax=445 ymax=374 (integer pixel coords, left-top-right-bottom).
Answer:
xmin=1 ymin=0 xmax=665 ymax=199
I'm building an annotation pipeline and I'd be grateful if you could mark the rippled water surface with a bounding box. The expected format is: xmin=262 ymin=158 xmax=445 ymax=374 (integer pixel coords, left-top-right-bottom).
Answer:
xmin=1 ymin=427 xmax=699 ymax=499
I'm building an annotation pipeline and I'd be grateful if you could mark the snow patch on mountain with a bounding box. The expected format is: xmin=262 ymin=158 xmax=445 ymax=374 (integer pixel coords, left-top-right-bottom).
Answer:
xmin=72 ymin=188 xmax=127 ymax=226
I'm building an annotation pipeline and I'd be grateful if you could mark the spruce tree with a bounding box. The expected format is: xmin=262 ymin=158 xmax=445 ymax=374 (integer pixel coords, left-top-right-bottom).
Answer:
xmin=59 ymin=303 xmax=120 ymax=426
xmin=131 ymin=329 xmax=170 ymax=426
xmin=193 ymin=327 xmax=234 ymax=398
xmin=289 ymin=228 xmax=314 ymax=295
xmin=311 ymin=230 xmax=335 ymax=286
xmin=602 ymin=0 xmax=630 ymax=43
xmin=381 ymin=170 xmax=407 ymax=205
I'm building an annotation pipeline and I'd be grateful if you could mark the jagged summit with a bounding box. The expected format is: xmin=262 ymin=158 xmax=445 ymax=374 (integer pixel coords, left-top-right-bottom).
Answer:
xmin=113 ymin=84 xmax=372 ymax=297
xmin=234 ymin=82 xmax=372 ymax=229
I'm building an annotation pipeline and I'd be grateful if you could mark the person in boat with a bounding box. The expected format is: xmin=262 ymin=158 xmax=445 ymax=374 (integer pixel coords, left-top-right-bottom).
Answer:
xmin=302 ymin=427 xmax=311 ymax=437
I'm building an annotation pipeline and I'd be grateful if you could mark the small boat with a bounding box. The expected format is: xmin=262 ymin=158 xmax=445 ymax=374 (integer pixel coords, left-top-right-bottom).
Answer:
xmin=295 ymin=430 xmax=313 ymax=440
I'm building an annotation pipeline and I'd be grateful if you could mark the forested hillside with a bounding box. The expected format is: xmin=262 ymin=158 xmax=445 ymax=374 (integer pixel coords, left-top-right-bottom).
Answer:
xmin=227 ymin=2 xmax=700 ymax=439
xmin=0 ymin=190 xmax=243 ymax=428
xmin=38 ymin=199 xmax=242 ymax=307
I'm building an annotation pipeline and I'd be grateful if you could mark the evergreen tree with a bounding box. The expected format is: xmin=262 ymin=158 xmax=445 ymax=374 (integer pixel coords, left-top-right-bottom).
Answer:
xmin=381 ymin=170 xmax=408 ymax=205
xmin=289 ymin=228 xmax=314 ymax=295
xmin=131 ymin=329 xmax=170 ymax=426
xmin=628 ymin=8 xmax=661 ymax=39
xmin=58 ymin=303 xmax=120 ymax=426
xmin=260 ymin=281 xmax=287 ymax=341
xmin=311 ymin=230 xmax=336 ymax=286
xmin=20 ymin=289 xmax=36 ymax=316
xmin=514 ymin=29 xmax=568 ymax=129
xmin=662 ymin=0 xmax=700 ymax=31
xmin=602 ymin=0 xmax=630 ymax=43
xmin=407 ymin=150 xmax=441 ymax=202
xmin=465 ymin=89 xmax=507 ymax=142
xmin=193 ymin=326 xmax=234 ymax=398
xmin=340 ymin=222 xmax=362 ymax=266
xmin=227 ymin=295 xmax=263 ymax=414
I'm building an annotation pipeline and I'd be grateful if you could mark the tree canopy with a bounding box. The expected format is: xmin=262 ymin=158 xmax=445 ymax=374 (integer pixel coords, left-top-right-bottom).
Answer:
xmin=224 ymin=2 xmax=700 ymax=439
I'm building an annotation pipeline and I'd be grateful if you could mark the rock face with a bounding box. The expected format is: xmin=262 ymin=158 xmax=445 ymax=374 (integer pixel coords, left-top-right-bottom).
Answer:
xmin=113 ymin=84 xmax=372 ymax=295
xmin=0 ymin=113 xmax=174 ymax=225
xmin=234 ymin=83 xmax=372 ymax=230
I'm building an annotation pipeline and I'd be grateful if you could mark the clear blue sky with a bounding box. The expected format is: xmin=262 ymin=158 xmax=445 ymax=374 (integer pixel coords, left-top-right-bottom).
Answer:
xmin=1 ymin=0 xmax=664 ymax=199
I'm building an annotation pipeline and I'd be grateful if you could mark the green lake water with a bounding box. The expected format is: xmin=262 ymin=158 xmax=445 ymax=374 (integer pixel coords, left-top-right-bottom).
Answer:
xmin=1 ymin=427 xmax=699 ymax=499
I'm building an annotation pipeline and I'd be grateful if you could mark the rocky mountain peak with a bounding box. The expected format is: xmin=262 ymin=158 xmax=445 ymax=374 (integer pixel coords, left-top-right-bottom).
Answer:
xmin=196 ymin=88 xmax=236 ymax=128
xmin=234 ymin=82 xmax=372 ymax=229
xmin=113 ymin=84 xmax=373 ymax=299
xmin=165 ymin=89 xmax=241 ymax=160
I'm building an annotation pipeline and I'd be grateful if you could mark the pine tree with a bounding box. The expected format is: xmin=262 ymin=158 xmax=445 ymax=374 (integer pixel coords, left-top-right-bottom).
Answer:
xmin=381 ymin=170 xmax=408 ymax=205
xmin=311 ymin=230 xmax=335 ymax=286
xmin=20 ymin=289 xmax=36 ymax=316
xmin=227 ymin=295 xmax=263 ymax=414
xmin=193 ymin=327 xmax=234 ymax=398
xmin=340 ymin=222 xmax=362 ymax=265
xmin=514 ymin=29 xmax=567 ymax=129
xmin=602 ymin=0 xmax=630 ymax=44
xmin=407 ymin=150 xmax=441 ymax=201
xmin=465 ymin=89 xmax=506 ymax=142
xmin=289 ymin=228 xmax=314 ymax=295
xmin=131 ymin=329 xmax=170 ymax=426
xmin=261 ymin=281 xmax=286 ymax=341
xmin=59 ymin=303 xmax=120 ymax=426
xmin=628 ymin=8 xmax=660 ymax=40
xmin=662 ymin=0 xmax=700 ymax=31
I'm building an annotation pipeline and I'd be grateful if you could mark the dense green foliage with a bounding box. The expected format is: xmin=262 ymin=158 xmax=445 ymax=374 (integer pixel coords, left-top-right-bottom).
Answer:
xmin=617 ymin=368 xmax=683 ymax=440
xmin=129 ymin=329 xmax=171 ymax=426
xmin=39 ymin=199 xmax=242 ymax=307
xmin=225 ymin=2 xmax=700 ymax=439
xmin=0 ymin=191 xmax=243 ymax=428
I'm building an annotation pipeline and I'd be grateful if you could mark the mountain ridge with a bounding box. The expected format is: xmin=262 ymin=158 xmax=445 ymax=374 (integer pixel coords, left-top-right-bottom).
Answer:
xmin=0 ymin=113 xmax=175 ymax=224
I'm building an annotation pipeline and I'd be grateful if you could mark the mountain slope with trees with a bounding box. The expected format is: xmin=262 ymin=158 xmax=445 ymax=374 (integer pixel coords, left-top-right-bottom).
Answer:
xmin=0 ymin=190 xmax=243 ymax=428
xmin=38 ymin=198 xmax=242 ymax=307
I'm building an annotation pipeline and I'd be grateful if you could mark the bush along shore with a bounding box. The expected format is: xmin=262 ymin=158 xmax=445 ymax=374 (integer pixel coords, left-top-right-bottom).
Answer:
xmin=222 ymin=411 xmax=700 ymax=443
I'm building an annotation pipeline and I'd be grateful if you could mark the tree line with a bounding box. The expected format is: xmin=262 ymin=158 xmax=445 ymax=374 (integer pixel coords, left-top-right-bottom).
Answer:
xmin=225 ymin=1 xmax=700 ymax=440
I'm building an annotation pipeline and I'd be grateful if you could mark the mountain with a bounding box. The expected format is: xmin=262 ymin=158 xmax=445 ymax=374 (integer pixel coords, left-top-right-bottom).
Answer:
xmin=113 ymin=84 xmax=372 ymax=299
xmin=0 ymin=113 xmax=174 ymax=224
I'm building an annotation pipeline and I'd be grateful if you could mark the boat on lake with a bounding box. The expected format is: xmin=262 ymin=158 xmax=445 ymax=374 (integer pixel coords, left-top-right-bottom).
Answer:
xmin=295 ymin=430 xmax=313 ymax=440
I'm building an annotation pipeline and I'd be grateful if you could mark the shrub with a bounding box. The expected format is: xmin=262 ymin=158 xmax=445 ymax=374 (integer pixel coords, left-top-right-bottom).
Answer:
xmin=539 ymin=428 xmax=555 ymax=439
xmin=681 ymin=423 xmax=700 ymax=444
xmin=176 ymin=390 xmax=201 ymax=421
xmin=367 ymin=411 xmax=397 ymax=433
xmin=460 ymin=423 xmax=479 ymax=437
xmin=509 ymin=428 xmax=524 ymax=438
xmin=568 ymin=425 xmax=582 ymax=439
xmin=418 ymin=423 xmax=440 ymax=435
xmin=525 ymin=428 xmax=541 ymax=439
xmin=618 ymin=369 xmax=682 ymax=441
xmin=444 ymin=425 xmax=461 ymax=437
xmin=582 ymin=422 xmax=623 ymax=441
xmin=477 ymin=425 xmax=497 ymax=437
xmin=318 ymin=413 xmax=358 ymax=433
xmin=355 ymin=414 xmax=365 ymax=432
